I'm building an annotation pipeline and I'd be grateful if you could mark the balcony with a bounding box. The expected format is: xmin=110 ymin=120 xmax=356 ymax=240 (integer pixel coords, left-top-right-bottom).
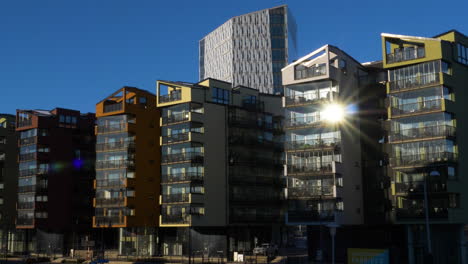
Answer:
xmin=386 ymin=47 xmax=425 ymax=64
xmin=389 ymin=72 xmax=440 ymax=92
xmin=162 ymin=173 xmax=204 ymax=184
xmin=17 ymin=119 xmax=33 ymax=128
xmin=18 ymin=185 xmax=36 ymax=193
xmin=96 ymin=123 xmax=134 ymax=134
xmin=17 ymin=202 xmax=35 ymax=210
xmin=285 ymin=116 xmax=327 ymax=129
xmin=94 ymin=216 xmax=126 ymax=227
xmin=16 ymin=218 xmax=34 ymax=226
xmin=19 ymin=136 xmax=37 ymax=146
xmin=19 ymin=153 xmax=36 ymax=161
xmin=390 ymin=152 xmax=457 ymax=167
xmin=103 ymin=102 xmax=123 ymax=113
xmin=95 ymin=178 xmax=127 ymax=189
xmin=96 ymin=142 xmax=135 ymax=152
xmin=396 ymin=207 xmax=448 ymax=220
xmin=230 ymin=214 xmax=279 ymax=223
xmin=285 ymin=92 xmax=337 ymax=108
xmin=287 ymin=210 xmax=335 ymax=223
xmin=19 ymin=168 xmax=48 ymax=177
xmin=391 ymin=98 xmax=443 ymax=117
xmin=161 ymin=214 xmax=190 ymax=225
xmin=395 ymin=181 xmax=447 ymax=194
xmin=390 ymin=125 xmax=455 ymax=142
xmin=161 ymin=133 xmax=190 ymax=145
xmin=96 ymin=159 xmax=135 ymax=170
xmin=294 ymin=63 xmax=327 ymax=80
xmin=288 ymin=186 xmax=334 ymax=199
xmin=162 ymin=152 xmax=204 ymax=164
xmin=287 ymin=163 xmax=334 ymax=176
xmin=285 ymin=138 xmax=340 ymax=151
xmin=162 ymin=112 xmax=192 ymax=125
xmin=159 ymin=90 xmax=182 ymax=104
xmin=161 ymin=193 xmax=191 ymax=204
xmin=94 ymin=197 xmax=126 ymax=208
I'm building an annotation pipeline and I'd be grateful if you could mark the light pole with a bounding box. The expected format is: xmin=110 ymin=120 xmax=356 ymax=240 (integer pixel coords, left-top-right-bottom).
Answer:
xmin=327 ymin=224 xmax=339 ymax=264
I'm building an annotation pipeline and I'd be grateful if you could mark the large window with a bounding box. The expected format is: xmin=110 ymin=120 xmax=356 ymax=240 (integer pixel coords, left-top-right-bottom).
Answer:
xmin=457 ymin=43 xmax=468 ymax=65
xmin=212 ymin=88 xmax=229 ymax=104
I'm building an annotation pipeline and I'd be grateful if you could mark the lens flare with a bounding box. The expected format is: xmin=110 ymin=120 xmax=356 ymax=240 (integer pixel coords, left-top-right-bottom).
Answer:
xmin=322 ymin=103 xmax=346 ymax=123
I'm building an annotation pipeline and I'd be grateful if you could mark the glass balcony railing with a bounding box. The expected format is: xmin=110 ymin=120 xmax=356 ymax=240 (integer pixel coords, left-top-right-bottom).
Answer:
xmin=288 ymin=186 xmax=334 ymax=198
xmin=17 ymin=185 xmax=36 ymax=193
xmin=96 ymin=142 xmax=135 ymax=152
xmin=285 ymin=116 xmax=324 ymax=129
xmin=17 ymin=202 xmax=35 ymax=210
xmin=16 ymin=218 xmax=34 ymax=226
xmin=96 ymin=123 xmax=129 ymax=134
xmin=159 ymin=91 xmax=182 ymax=104
xmin=390 ymin=125 xmax=455 ymax=142
xmin=19 ymin=136 xmax=37 ymax=146
xmin=391 ymin=98 xmax=443 ymax=116
xmin=396 ymin=207 xmax=448 ymax=220
xmin=161 ymin=152 xmax=204 ymax=164
xmin=395 ymin=181 xmax=447 ymax=194
xmin=95 ymin=197 xmax=125 ymax=207
xmin=285 ymin=138 xmax=340 ymax=151
xmin=19 ymin=153 xmax=36 ymax=161
xmin=287 ymin=162 xmax=334 ymax=175
xmin=390 ymin=152 xmax=457 ymax=167
xmin=294 ymin=64 xmax=327 ymax=80
xmin=162 ymin=133 xmax=190 ymax=144
xmin=161 ymin=213 xmax=190 ymax=225
xmin=386 ymin=47 xmax=425 ymax=64
xmin=162 ymin=172 xmax=204 ymax=183
xmin=95 ymin=178 xmax=126 ymax=188
xmin=19 ymin=168 xmax=48 ymax=177
xmin=94 ymin=216 xmax=125 ymax=226
xmin=162 ymin=112 xmax=191 ymax=125
xmin=287 ymin=210 xmax=335 ymax=222
xmin=161 ymin=193 xmax=191 ymax=204
xmin=103 ymin=102 xmax=123 ymax=113
xmin=389 ymin=72 xmax=440 ymax=92
xmin=96 ymin=159 xmax=135 ymax=170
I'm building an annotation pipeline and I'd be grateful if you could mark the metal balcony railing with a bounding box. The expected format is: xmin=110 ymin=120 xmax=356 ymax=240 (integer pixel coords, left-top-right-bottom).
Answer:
xmin=159 ymin=91 xmax=182 ymax=103
xmin=17 ymin=202 xmax=35 ymax=210
xmin=391 ymin=98 xmax=443 ymax=116
xmin=18 ymin=185 xmax=36 ymax=193
xmin=161 ymin=172 xmax=204 ymax=184
xmin=161 ymin=152 xmax=204 ymax=164
xmin=390 ymin=152 xmax=457 ymax=167
xmin=19 ymin=137 xmax=37 ymax=145
xmin=285 ymin=116 xmax=325 ymax=128
xmin=19 ymin=168 xmax=48 ymax=177
xmin=390 ymin=125 xmax=455 ymax=142
xmin=389 ymin=72 xmax=439 ymax=92
xmin=288 ymin=186 xmax=334 ymax=198
xmin=19 ymin=153 xmax=36 ymax=161
xmin=96 ymin=123 xmax=128 ymax=133
xmin=95 ymin=179 xmax=126 ymax=188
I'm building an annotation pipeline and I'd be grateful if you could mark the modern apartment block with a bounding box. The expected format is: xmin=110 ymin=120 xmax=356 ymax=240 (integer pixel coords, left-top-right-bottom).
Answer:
xmin=94 ymin=87 xmax=160 ymax=256
xmin=383 ymin=30 xmax=468 ymax=263
xmin=156 ymin=78 xmax=284 ymax=258
xmin=199 ymin=5 xmax=297 ymax=95
xmin=0 ymin=114 xmax=18 ymax=253
xmin=15 ymin=108 xmax=95 ymax=254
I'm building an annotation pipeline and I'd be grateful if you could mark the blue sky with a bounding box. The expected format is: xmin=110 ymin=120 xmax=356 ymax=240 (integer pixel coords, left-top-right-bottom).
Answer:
xmin=1 ymin=0 xmax=467 ymax=114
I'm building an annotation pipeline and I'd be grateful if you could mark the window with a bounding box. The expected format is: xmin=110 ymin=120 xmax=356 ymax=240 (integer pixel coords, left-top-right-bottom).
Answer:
xmin=0 ymin=136 xmax=5 ymax=144
xmin=339 ymin=59 xmax=347 ymax=69
xmin=65 ymin=116 xmax=71 ymax=123
xmin=39 ymin=129 xmax=48 ymax=136
xmin=212 ymin=88 xmax=229 ymax=104
xmin=59 ymin=115 xmax=65 ymax=123
xmin=0 ymin=183 xmax=3 ymax=189
xmin=71 ymin=116 xmax=77 ymax=124
xmin=441 ymin=61 xmax=452 ymax=75
xmin=0 ymin=198 xmax=3 ymax=204
xmin=139 ymin=97 xmax=147 ymax=105
xmin=457 ymin=43 xmax=468 ymax=65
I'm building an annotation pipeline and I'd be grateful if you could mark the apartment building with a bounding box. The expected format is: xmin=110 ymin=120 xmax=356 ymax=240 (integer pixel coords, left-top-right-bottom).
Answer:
xmin=383 ymin=30 xmax=468 ymax=263
xmin=15 ymin=108 xmax=95 ymax=254
xmin=93 ymin=87 xmax=160 ymax=256
xmin=0 ymin=114 xmax=18 ymax=253
xmin=156 ymin=78 xmax=284 ymax=258
xmin=199 ymin=5 xmax=297 ymax=94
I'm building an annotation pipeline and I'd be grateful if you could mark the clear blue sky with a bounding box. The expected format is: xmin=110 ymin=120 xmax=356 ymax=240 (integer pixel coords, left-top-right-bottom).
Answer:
xmin=1 ymin=0 xmax=467 ymax=114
